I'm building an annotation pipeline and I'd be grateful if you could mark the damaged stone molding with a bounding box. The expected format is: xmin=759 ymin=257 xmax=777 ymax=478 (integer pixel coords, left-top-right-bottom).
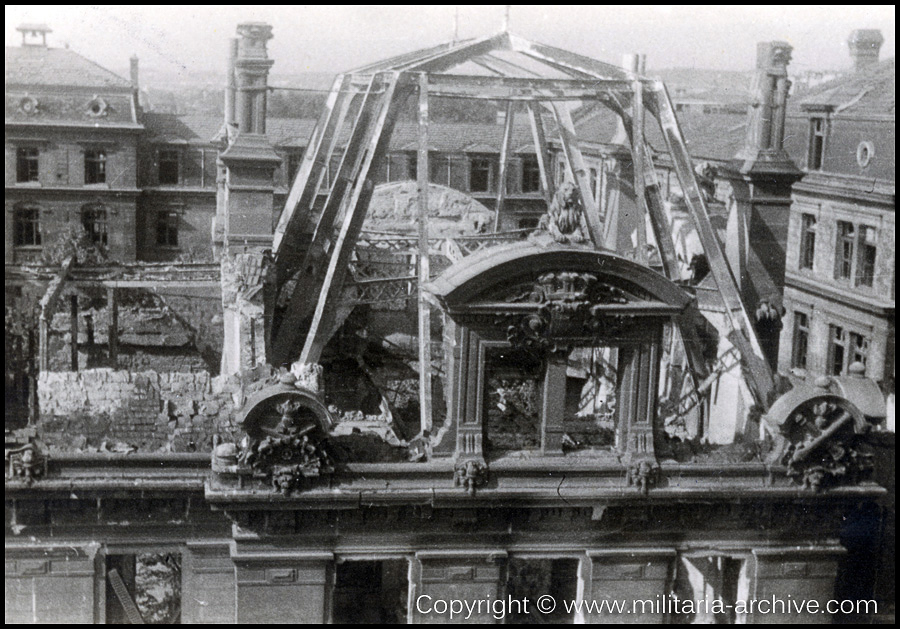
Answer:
xmin=453 ymin=459 xmax=489 ymax=495
xmin=765 ymin=388 xmax=876 ymax=492
xmin=5 ymin=440 xmax=45 ymax=484
xmin=626 ymin=459 xmax=660 ymax=495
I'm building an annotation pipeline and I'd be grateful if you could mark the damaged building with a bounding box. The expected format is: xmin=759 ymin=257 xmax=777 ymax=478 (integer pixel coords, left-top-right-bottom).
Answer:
xmin=5 ymin=19 xmax=895 ymax=624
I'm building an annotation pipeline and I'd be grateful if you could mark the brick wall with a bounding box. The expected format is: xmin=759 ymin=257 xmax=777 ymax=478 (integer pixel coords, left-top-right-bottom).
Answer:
xmin=37 ymin=369 xmax=242 ymax=452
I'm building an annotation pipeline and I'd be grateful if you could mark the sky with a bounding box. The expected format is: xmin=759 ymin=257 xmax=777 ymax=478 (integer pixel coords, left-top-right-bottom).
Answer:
xmin=5 ymin=5 xmax=896 ymax=80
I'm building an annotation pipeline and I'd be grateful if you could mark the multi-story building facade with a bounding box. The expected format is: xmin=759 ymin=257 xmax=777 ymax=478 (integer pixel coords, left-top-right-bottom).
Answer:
xmin=777 ymin=35 xmax=895 ymax=389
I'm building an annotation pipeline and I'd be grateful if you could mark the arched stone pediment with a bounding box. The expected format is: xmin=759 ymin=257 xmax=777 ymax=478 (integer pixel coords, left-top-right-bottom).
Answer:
xmin=428 ymin=242 xmax=692 ymax=312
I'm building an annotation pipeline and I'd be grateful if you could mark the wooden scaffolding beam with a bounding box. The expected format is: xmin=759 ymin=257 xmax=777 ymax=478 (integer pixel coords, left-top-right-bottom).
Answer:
xmin=525 ymin=102 xmax=555 ymax=207
xmin=416 ymin=73 xmax=433 ymax=433
xmin=492 ymin=101 xmax=515 ymax=231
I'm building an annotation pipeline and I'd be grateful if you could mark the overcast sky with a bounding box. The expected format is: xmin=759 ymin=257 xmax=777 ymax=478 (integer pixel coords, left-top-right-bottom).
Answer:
xmin=5 ymin=5 xmax=896 ymax=79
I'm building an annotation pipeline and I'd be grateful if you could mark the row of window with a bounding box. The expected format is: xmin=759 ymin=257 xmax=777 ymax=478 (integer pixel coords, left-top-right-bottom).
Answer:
xmin=798 ymin=214 xmax=877 ymax=287
xmin=12 ymin=205 xmax=178 ymax=248
xmin=16 ymin=147 xmax=107 ymax=185
xmin=792 ymin=312 xmax=869 ymax=377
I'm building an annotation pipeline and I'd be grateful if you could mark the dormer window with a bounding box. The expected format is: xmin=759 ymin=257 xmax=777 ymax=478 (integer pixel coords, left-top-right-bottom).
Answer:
xmin=808 ymin=117 xmax=827 ymax=170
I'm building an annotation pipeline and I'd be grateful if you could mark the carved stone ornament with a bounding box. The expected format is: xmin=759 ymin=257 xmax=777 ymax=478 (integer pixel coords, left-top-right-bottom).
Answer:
xmin=6 ymin=443 xmax=45 ymax=484
xmin=238 ymin=398 xmax=335 ymax=495
xmin=626 ymin=459 xmax=659 ymax=495
xmin=765 ymin=392 xmax=874 ymax=492
xmin=18 ymin=95 xmax=39 ymax=116
xmin=499 ymin=272 xmax=634 ymax=351
xmin=454 ymin=459 xmax=488 ymax=496
xmin=533 ymin=182 xmax=587 ymax=244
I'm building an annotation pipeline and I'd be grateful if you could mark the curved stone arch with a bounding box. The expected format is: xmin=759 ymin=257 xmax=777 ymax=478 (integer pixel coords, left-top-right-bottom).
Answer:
xmin=237 ymin=384 xmax=333 ymax=440
xmin=428 ymin=241 xmax=692 ymax=309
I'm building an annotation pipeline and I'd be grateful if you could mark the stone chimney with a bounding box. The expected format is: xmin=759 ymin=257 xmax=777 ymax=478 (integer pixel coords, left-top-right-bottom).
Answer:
xmin=848 ymin=29 xmax=884 ymax=72
xmin=130 ymin=55 xmax=140 ymax=90
xmin=734 ymin=41 xmax=798 ymax=174
xmin=217 ymin=22 xmax=281 ymax=375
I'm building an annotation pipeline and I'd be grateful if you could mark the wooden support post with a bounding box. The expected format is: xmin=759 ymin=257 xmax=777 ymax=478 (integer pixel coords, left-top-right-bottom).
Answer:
xmin=492 ymin=101 xmax=515 ymax=232
xmin=69 ymin=294 xmax=78 ymax=372
xmin=525 ymin=102 xmax=554 ymax=206
xmin=548 ymin=102 xmax=605 ymax=247
xmin=416 ymin=73 xmax=433 ymax=434
xmin=272 ymin=75 xmax=383 ymax=364
xmin=630 ymin=80 xmax=649 ymax=265
xmin=648 ymin=82 xmax=774 ymax=403
xmin=299 ymin=76 xmax=408 ymax=364
xmin=107 ymin=287 xmax=118 ymax=368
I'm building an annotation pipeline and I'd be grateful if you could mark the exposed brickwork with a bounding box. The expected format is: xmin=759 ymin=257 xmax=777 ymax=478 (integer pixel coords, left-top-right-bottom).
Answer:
xmin=37 ymin=369 xmax=242 ymax=452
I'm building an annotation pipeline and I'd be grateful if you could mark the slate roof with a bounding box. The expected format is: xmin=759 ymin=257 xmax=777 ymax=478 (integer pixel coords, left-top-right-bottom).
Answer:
xmin=5 ymin=45 xmax=132 ymax=89
xmin=797 ymin=58 xmax=895 ymax=117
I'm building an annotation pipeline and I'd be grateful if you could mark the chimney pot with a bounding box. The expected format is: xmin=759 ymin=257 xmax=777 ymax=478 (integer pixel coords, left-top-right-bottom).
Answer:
xmin=848 ymin=29 xmax=884 ymax=72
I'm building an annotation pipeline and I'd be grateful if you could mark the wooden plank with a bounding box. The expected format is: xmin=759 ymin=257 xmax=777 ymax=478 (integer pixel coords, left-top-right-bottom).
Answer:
xmin=272 ymin=73 xmax=350 ymax=254
xmin=271 ymin=75 xmax=385 ymax=363
xmin=298 ymin=76 xmax=409 ymax=364
xmin=510 ymin=35 xmax=630 ymax=80
xmin=630 ymin=79 xmax=649 ymax=265
xmin=525 ymin=103 xmax=555 ymax=206
xmin=416 ymin=73 xmax=433 ymax=434
xmin=491 ymin=101 xmax=515 ymax=231
xmin=404 ymin=32 xmax=512 ymax=73
xmin=647 ymin=81 xmax=774 ymax=403
xmin=426 ymin=73 xmax=632 ymax=101
xmin=69 ymin=294 xmax=78 ymax=372
xmin=108 ymin=569 xmax=144 ymax=624
xmin=548 ymin=102 xmax=605 ymax=247
xmin=107 ymin=287 xmax=118 ymax=368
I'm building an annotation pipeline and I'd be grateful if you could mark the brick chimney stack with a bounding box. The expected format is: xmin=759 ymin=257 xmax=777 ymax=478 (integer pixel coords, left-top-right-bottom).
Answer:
xmin=738 ymin=41 xmax=794 ymax=166
xmin=848 ymin=29 xmax=884 ymax=72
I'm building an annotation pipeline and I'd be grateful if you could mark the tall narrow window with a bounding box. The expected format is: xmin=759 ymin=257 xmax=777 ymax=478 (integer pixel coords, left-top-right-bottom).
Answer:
xmin=792 ymin=312 xmax=810 ymax=370
xmin=157 ymin=149 xmax=180 ymax=185
xmin=799 ymin=213 xmax=816 ymax=270
xmin=835 ymin=221 xmax=855 ymax=281
xmin=809 ymin=117 xmax=826 ymax=170
xmin=828 ymin=325 xmax=847 ymax=376
xmin=856 ymin=225 xmax=877 ymax=287
xmin=156 ymin=210 xmax=179 ymax=247
xmin=849 ymin=332 xmax=869 ymax=369
xmin=469 ymin=157 xmax=492 ymax=193
xmin=13 ymin=206 xmax=41 ymax=246
xmin=407 ymin=153 xmax=417 ymax=182
xmin=522 ymin=156 xmax=541 ymax=193
xmin=589 ymin=167 xmax=599 ymax=201
xmin=483 ymin=347 xmax=543 ymax=455
xmin=16 ymin=147 xmax=39 ymax=183
xmin=84 ymin=148 xmax=107 ymax=184
xmin=81 ymin=204 xmax=108 ymax=247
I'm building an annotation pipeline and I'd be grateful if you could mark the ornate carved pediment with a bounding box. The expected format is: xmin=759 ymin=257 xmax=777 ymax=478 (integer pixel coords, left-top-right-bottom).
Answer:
xmin=765 ymin=392 xmax=874 ymax=492
xmin=491 ymin=272 xmax=639 ymax=351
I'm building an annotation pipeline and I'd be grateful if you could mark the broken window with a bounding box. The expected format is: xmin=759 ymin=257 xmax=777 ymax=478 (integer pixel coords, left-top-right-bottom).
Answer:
xmin=332 ymin=559 xmax=409 ymax=624
xmin=828 ymin=324 xmax=847 ymax=376
xmin=13 ymin=206 xmax=41 ymax=247
xmin=158 ymin=149 xmax=180 ymax=185
xmin=81 ymin=203 xmax=108 ymax=247
xmin=16 ymin=146 xmax=39 ymax=183
xmin=792 ymin=311 xmax=810 ymax=370
xmin=835 ymin=221 xmax=855 ymax=281
xmin=469 ymin=157 xmax=492 ymax=193
xmin=800 ymin=213 xmax=816 ymax=270
xmin=156 ymin=210 xmax=179 ymax=247
xmin=849 ymin=332 xmax=869 ymax=370
xmin=809 ymin=117 xmax=826 ymax=170
xmin=856 ymin=225 xmax=877 ymax=287
xmin=506 ymin=558 xmax=579 ymax=624
xmin=673 ymin=555 xmax=748 ymax=624
xmin=106 ymin=552 xmax=181 ymax=624
xmin=589 ymin=167 xmax=598 ymax=201
xmin=84 ymin=148 xmax=107 ymax=184
xmin=522 ymin=156 xmax=541 ymax=193
xmin=483 ymin=347 xmax=543 ymax=455
xmin=562 ymin=347 xmax=618 ymax=450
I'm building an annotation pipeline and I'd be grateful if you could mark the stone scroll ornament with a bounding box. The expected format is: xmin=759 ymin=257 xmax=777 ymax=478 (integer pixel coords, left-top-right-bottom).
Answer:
xmin=765 ymin=393 xmax=874 ymax=492
xmin=238 ymin=398 xmax=335 ymax=495
xmin=6 ymin=443 xmax=44 ymax=484
xmin=499 ymin=272 xmax=635 ymax=353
